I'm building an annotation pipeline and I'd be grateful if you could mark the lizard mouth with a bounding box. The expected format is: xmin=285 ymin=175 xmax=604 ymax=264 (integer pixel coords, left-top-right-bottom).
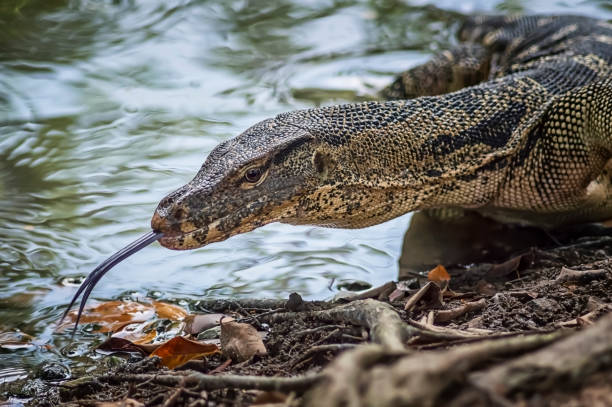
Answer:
xmin=157 ymin=226 xmax=211 ymax=250
xmin=157 ymin=216 xmax=263 ymax=250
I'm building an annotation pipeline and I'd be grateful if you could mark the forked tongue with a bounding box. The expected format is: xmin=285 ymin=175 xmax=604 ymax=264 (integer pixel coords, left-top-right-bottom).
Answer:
xmin=59 ymin=230 xmax=163 ymax=336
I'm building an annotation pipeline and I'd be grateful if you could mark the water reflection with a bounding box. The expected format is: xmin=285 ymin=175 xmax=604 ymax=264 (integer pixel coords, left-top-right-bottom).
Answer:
xmin=0 ymin=0 xmax=610 ymax=377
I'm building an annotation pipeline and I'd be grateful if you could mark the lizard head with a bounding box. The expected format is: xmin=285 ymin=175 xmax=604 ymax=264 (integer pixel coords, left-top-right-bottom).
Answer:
xmin=151 ymin=116 xmax=339 ymax=250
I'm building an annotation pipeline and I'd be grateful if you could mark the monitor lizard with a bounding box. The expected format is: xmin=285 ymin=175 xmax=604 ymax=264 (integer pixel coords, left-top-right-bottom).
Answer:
xmin=64 ymin=14 xmax=612 ymax=330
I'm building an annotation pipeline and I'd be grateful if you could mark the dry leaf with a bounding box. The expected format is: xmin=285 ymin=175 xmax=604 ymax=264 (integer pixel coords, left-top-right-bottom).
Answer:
xmin=112 ymin=322 xmax=157 ymax=344
xmin=60 ymin=299 xmax=188 ymax=334
xmin=152 ymin=301 xmax=188 ymax=320
xmin=489 ymin=251 xmax=534 ymax=279
xmin=220 ymin=320 xmax=267 ymax=362
xmin=63 ymin=301 xmax=155 ymax=333
xmin=97 ymin=337 xmax=151 ymax=355
xmin=427 ymin=264 xmax=450 ymax=283
xmin=475 ymin=280 xmax=497 ymax=296
xmin=149 ymin=336 xmax=219 ymax=369
xmin=183 ymin=313 xmax=232 ymax=335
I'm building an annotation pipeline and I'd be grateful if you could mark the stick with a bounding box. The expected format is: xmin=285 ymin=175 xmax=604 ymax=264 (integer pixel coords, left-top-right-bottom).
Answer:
xmin=99 ymin=372 xmax=322 ymax=393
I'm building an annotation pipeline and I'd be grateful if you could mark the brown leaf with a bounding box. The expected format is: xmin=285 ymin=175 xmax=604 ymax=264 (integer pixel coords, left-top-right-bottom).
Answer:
xmin=152 ymin=301 xmax=188 ymax=320
xmin=489 ymin=255 xmax=521 ymax=278
xmin=489 ymin=251 xmax=534 ymax=279
xmin=97 ymin=337 xmax=149 ymax=355
xmin=112 ymin=322 xmax=157 ymax=345
xmin=183 ymin=313 xmax=233 ymax=335
xmin=62 ymin=301 xmax=155 ymax=333
xmin=149 ymin=336 xmax=219 ymax=369
xmin=475 ymin=280 xmax=497 ymax=296
xmin=220 ymin=320 xmax=267 ymax=362
xmin=60 ymin=299 xmax=189 ymax=334
xmin=427 ymin=265 xmax=450 ymax=284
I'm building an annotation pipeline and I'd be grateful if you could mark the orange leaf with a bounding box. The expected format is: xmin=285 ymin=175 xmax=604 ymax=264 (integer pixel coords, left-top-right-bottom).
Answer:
xmin=428 ymin=265 xmax=450 ymax=283
xmin=112 ymin=322 xmax=157 ymax=344
xmin=64 ymin=301 xmax=155 ymax=333
xmin=152 ymin=301 xmax=188 ymax=320
xmin=149 ymin=336 xmax=219 ymax=369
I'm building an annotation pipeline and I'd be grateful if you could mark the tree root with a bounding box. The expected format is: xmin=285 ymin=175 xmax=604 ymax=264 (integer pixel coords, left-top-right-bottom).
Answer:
xmin=555 ymin=267 xmax=610 ymax=283
xmin=310 ymin=299 xmax=409 ymax=351
xmin=434 ymin=298 xmax=486 ymax=323
xmin=305 ymin=330 xmax=568 ymax=407
xmin=471 ymin=312 xmax=612 ymax=400
xmin=47 ymin=247 xmax=611 ymax=407
xmin=96 ymin=371 xmax=321 ymax=393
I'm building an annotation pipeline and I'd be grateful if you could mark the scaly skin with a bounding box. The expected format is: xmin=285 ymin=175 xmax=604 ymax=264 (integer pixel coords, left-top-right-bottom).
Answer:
xmin=152 ymin=14 xmax=612 ymax=250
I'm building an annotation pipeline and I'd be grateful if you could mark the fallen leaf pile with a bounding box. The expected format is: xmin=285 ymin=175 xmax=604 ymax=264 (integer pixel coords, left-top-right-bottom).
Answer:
xmin=63 ymin=301 xmax=155 ymax=333
xmin=59 ymin=299 xmax=267 ymax=369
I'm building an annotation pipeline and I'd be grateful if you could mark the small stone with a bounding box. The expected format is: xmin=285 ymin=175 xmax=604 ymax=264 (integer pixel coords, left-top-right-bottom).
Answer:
xmin=36 ymin=361 xmax=70 ymax=381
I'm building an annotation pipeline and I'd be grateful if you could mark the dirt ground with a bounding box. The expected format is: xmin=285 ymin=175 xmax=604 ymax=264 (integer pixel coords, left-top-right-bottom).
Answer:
xmin=3 ymin=224 xmax=612 ymax=407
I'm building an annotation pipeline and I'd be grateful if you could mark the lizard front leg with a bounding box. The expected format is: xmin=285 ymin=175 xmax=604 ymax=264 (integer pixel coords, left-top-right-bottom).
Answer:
xmin=489 ymin=79 xmax=612 ymax=226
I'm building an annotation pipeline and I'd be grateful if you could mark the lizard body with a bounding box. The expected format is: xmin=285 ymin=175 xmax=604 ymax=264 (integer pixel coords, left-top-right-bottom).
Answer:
xmin=152 ymin=14 xmax=612 ymax=249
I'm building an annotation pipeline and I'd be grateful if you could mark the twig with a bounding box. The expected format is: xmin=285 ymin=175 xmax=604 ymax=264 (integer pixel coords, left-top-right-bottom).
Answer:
xmin=98 ymin=372 xmax=322 ymax=393
xmin=162 ymin=386 xmax=183 ymax=407
xmin=434 ymin=298 xmax=487 ymax=323
xmin=555 ymin=303 xmax=611 ymax=327
xmin=295 ymin=325 xmax=347 ymax=337
xmin=291 ymin=344 xmax=356 ymax=369
xmin=555 ymin=267 xmax=609 ymax=283
xmin=405 ymin=318 xmax=487 ymax=340
xmin=310 ymin=328 xmax=342 ymax=347
xmin=404 ymin=282 xmax=441 ymax=311
xmin=239 ymin=307 xmax=284 ymax=324
xmin=208 ymin=359 xmax=232 ymax=375
xmin=551 ymin=236 xmax=612 ymax=251
xmin=230 ymin=300 xmax=263 ymax=329
xmin=340 ymin=282 xmax=397 ymax=302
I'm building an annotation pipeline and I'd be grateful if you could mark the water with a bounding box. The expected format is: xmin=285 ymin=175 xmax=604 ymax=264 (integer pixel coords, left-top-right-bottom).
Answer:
xmin=0 ymin=0 xmax=610 ymax=379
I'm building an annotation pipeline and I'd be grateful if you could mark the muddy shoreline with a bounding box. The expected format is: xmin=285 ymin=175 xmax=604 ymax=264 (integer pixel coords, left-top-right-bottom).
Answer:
xmin=3 ymin=227 xmax=612 ymax=407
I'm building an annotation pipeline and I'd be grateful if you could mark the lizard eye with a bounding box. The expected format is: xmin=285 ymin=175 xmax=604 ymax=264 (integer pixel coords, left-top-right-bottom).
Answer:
xmin=244 ymin=167 xmax=263 ymax=183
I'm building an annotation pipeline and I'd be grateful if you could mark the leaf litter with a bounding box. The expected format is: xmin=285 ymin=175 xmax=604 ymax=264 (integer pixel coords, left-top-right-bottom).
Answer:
xmin=5 ymin=230 xmax=612 ymax=406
